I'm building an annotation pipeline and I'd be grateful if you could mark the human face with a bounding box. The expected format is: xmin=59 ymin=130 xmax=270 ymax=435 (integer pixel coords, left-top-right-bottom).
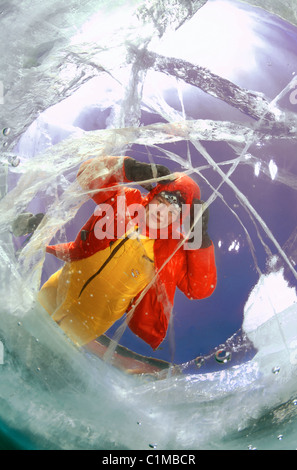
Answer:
xmin=145 ymin=195 xmax=180 ymax=229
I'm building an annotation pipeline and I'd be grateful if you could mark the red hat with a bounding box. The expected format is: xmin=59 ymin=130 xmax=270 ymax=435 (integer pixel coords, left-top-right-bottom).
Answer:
xmin=142 ymin=172 xmax=201 ymax=220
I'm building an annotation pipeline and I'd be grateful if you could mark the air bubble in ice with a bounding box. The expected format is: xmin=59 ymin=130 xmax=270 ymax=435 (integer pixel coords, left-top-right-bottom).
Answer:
xmin=215 ymin=349 xmax=232 ymax=364
xmin=8 ymin=155 xmax=20 ymax=167
xmin=269 ymin=160 xmax=278 ymax=180
xmin=272 ymin=366 xmax=280 ymax=375
xmin=194 ymin=356 xmax=205 ymax=368
xmin=2 ymin=128 xmax=10 ymax=136
xmin=149 ymin=443 xmax=157 ymax=449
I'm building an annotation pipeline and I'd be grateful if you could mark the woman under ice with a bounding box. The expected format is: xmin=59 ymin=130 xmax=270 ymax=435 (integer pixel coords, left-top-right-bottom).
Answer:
xmin=20 ymin=156 xmax=217 ymax=350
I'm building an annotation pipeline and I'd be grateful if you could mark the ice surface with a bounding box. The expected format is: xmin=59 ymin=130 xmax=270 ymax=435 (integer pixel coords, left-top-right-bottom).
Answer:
xmin=0 ymin=0 xmax=297 ymax=451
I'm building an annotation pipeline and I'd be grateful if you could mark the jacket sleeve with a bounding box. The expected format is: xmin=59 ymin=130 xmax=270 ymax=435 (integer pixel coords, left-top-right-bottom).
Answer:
xmin=177 ymin=243 xmax=217 ymax=300
xmin=76 ymin=155 xmax=132 ymax=204
xmin=46 ymin=156 xmax=135 ymax=260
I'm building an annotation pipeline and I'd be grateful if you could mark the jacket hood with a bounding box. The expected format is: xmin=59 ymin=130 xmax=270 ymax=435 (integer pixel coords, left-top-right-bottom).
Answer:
xmin=142 ymin=172 xmax=201 ymax=217
xmin=138 ymin=172 xmax=201 ymax=238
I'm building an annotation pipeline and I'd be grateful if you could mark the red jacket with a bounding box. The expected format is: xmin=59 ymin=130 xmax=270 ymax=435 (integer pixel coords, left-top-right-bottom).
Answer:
xmin=46 ymin=156 xmax=217 ymax=349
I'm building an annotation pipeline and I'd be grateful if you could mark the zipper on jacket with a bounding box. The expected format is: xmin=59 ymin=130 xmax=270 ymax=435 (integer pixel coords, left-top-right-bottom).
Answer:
xmin=78 ymin=233 xmax=133 ymax=298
